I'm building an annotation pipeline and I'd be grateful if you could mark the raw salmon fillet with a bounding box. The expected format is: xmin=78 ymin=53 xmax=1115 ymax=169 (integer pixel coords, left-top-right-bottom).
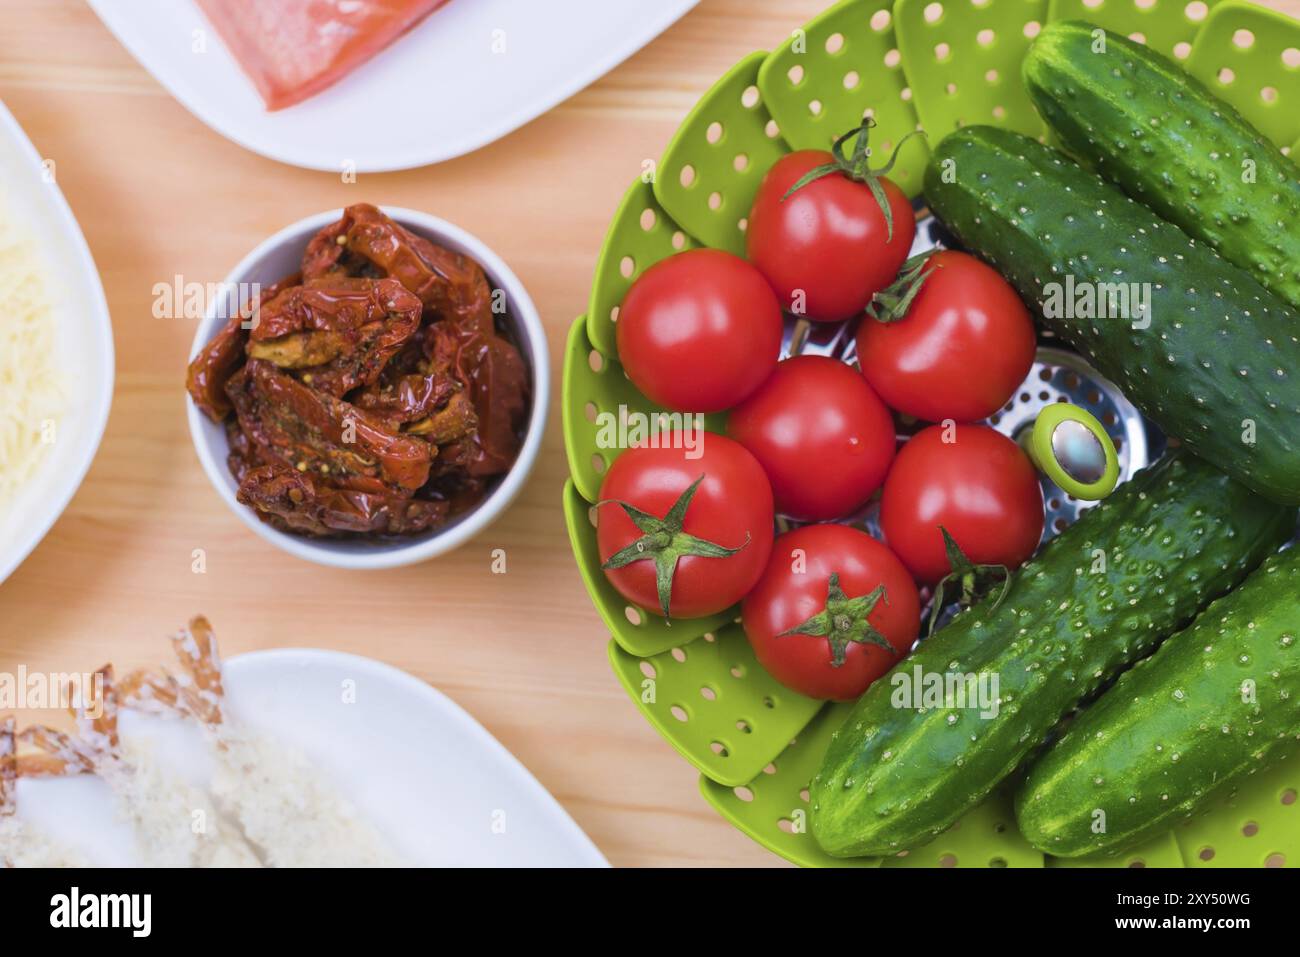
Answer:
xmin=197 ymin=0 xmax=450 ymax=111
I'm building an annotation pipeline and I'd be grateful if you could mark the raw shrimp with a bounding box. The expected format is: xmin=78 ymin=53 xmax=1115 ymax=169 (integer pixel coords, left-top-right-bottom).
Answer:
xmin=21 ymin=664 xmax=260 ymax=868
xmin=0 ymin=716 xmax=88 ymax=867
xmin=5 ymin=617 xmax=400 ymax=867
xmin=141 ymin=617 xmax=402 ymax=866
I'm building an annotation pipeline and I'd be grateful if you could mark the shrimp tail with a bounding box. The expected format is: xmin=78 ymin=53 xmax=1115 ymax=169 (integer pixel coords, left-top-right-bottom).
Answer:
xmin=0 ymin=716 xmax=15 ymax=816
xmin=169 ymin=616 xmax=226 ymax=728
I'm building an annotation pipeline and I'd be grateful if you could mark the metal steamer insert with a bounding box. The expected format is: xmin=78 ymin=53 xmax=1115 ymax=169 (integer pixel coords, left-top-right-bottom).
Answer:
xmin=790 ymin=208 xmax=1153 ymax=546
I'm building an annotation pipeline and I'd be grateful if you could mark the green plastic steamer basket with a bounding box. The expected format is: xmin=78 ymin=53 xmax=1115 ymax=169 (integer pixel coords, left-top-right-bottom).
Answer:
xmin=562 ymin=0 xmax=1300 ymax=868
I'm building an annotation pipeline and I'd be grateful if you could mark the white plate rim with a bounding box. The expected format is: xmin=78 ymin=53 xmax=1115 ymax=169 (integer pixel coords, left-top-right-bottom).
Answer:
xmin=85 ymin=0 xmax=701 ymax=172
xmin=223 ymin=646 xmax=610 ymax=868
xmin=0 ymin=102 xmax=115 ymax=590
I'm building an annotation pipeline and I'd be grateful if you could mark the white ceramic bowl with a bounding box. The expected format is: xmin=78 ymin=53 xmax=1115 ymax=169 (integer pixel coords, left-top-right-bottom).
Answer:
xmin=186 ymin=207 xmax=548 ymax=569
xmin=0 ymin=104 xmax=115 ymax=589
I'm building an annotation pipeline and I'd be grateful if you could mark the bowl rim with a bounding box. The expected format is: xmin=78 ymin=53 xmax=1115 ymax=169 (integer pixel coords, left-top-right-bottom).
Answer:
xmin=186 ymin=205 xmax=549 ymax=570
xmin=0 ymin=102 xmax=116 ymax=589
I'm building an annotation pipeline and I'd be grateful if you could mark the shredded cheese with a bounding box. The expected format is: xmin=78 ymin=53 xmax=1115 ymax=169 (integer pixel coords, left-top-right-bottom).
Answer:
xmin=0 ymin=204 xmax=63 ymax=509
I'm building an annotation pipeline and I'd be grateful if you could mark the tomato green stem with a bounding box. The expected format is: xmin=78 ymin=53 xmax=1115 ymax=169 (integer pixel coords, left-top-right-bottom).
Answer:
xmin=780 ymin=119 xmax=926 ymax=243
xmin=865 ymin=250 xmax=937 ymax=323
xmin=926 ymin=526 xmax=1011 ymax=637
xmin=598 ymin=474 xmax=750 ymax=622
xmin=778 ymin=573 xmax=894 ymax=667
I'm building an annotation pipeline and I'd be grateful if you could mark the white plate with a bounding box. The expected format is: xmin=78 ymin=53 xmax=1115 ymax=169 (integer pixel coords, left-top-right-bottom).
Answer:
xmin=0 ymin=103 xmax=115 ymax=589
xmin=14 ymin=649 xmax=608 ymax=867
xmin=87 ymin=0 xmax=700 ymax=172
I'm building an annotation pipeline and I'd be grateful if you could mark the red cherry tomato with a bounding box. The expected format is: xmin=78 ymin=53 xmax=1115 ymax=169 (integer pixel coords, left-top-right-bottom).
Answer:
xmin=616 ymin=249 xmax=783 ymax=413
xmin=746 ymin=148 xmax=915 ymax=322
xmin=880 ymin=424 xmax=1045 ymax=585
xmin=728 ymin=355 xmax=896 ymax=522
xmin=742 ymin=524 xmax=920 ymax=701
xmin=857 ymin=250 xmax=1037 ymax=422
xmin=597 ymin=431 xmax=774 ymax=620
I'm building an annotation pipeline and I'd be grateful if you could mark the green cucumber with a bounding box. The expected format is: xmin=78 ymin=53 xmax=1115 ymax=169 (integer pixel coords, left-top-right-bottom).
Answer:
xmin=1024 ymin=21 xmax=1300 ymax=310
xmin=1016 ymin=546 xmax=1300 ymax=858
xmin=924 ymin=125 xmax=1300 ymax=505
xmin=810 ymin=453 xmax=1294 ymax=857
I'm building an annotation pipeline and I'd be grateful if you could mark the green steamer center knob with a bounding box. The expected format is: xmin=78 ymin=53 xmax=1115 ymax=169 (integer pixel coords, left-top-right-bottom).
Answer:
xmin=1027 ymin=403 xmax=1120 ymax=501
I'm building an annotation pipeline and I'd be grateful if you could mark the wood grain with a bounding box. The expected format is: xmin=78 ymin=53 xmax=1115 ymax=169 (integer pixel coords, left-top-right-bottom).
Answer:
xmin=1 ymin=0 xmax=1296 ymax=868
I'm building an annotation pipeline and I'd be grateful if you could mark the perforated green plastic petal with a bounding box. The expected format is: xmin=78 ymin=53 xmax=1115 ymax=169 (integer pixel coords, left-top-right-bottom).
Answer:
xmin=699 ymin=703 xmax=883 ymax=867
xmin=587 ymin=179 xmax=699 ymax=359
xmin=562 ymin=316 xmax=649 ymax=504
xmin=566 ymin=0 xmax=1300 ymax=867
xmin=654 ymin=51 xmax=789 ymax=256
xmin=1048 ymin=830 xmax=1187 ymax=868
xmin=608 ymin=627 xmax=824 ymax=788
xmin=883 ymin=790 xmax=1043 ymax=868
xmin=1173 ymin=748 xmax=1300 ymax=867
xmin=893 ymin=0 xmax=1050 ymax=141
xmin=1186 ymin=0 xmax=1300 ymax=148
xmin=757 ymin=0 xmax=930 ymax=197
xmin=1047 ymin=0 xmax=1224 ymax=59
xmin=702 ymin=702 xmax=1044 ymax=867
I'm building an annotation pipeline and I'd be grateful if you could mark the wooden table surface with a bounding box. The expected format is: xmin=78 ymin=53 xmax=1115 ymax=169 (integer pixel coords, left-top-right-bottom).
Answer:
xmin=2 ymin=0 xmax=1296 ymax=869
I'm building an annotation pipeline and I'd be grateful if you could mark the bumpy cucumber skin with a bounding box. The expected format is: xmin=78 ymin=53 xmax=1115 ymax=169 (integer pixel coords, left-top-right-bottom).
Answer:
xmin=924 ymin=126 xmax=1300 ymax=505
xmin=1016 ymin=547 xmax=1300 ymax=858
xmin=1024 ymin=21 xmax=1300 ymax=310
xmin=810 ymin=453 xmax=1295 ymax=858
